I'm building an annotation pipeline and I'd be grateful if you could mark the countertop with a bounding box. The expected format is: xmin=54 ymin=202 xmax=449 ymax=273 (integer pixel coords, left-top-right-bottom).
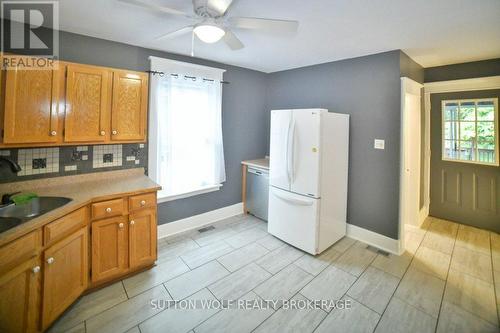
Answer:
xmin=241 ymin=158 xmax=269 ymax=170
xmin=0 ymin=168 xmax=161 ymax=247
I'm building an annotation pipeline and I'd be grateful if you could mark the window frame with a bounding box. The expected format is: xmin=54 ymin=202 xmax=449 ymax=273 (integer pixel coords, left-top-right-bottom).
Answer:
xmin=441 ymin=97 xmax=499 ymax=166
xmin=148 ymin=56 xmax=226 ymax=201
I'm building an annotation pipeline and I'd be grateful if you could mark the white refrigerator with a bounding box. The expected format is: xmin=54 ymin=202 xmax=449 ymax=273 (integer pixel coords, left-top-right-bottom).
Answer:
xmin=268 ymin=109 xmax=349 ymax=255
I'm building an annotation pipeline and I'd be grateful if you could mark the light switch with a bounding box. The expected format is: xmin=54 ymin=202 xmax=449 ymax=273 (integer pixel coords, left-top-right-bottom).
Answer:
xmin=374 ymin=139 xmax=385 ymax=150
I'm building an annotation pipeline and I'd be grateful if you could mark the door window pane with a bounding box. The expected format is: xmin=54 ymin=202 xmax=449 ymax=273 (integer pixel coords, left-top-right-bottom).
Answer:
xmin=442 ymin=98 xmax=498 ymax=165
xmin=444 ymin=102 xmax=459 ymax=121
xmin=459 ymin=122 xmax=475 ymax=141
xmin=477 ymin=101 xmax=495 ymax=121
xmin=459 ymin=101 xmax=475 ymax=121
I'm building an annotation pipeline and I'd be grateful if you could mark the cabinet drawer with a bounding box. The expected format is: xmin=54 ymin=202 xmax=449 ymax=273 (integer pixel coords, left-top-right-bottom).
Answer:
xmin=0 ymin=230 xmax=41 ymax=273
xmin=91 ymin=198 xmax=125 ymax=220
xmin=129 ymin=193 xmax=156 ymax=211
xmin=44 ymin=207 xmax=88 ymax=245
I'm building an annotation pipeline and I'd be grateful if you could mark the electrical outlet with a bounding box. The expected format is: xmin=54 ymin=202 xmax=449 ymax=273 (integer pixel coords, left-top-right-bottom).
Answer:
xmin=374 ymin=139 xmax=385 ymax=150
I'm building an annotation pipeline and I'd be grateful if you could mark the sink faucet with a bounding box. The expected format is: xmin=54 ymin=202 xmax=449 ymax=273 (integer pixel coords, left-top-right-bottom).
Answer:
xmin=0 ymin=156 xmax=21 ymax=173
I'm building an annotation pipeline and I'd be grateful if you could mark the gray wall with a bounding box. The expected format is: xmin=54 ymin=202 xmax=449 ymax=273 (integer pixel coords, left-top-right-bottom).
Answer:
xmin=425 ymin=58 xmax=500 ymax=83
xmin=2 ymin=29 xmax=269 ymax=224
xmin=266 ymin=50 xmax=404 ymax=239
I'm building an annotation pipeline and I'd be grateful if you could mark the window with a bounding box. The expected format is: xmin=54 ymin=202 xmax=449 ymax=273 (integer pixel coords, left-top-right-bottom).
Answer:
xmin=148 ymin=57 xmax=226 ymax=201
xmin=442 ymin=98 xmax=498 ymax=165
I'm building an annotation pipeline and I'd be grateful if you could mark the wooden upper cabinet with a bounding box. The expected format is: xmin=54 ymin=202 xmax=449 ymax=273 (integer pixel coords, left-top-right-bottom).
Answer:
xmin=64 ymin=64 xmax=110 ymax=142
xmin=0 ymin=257 xmax=41 ymax=333
xmin=111 ymin=70 xmax=148 ymax=141
xmin=42 ymin=227 xmax=88 ymax=329
xmin=129 ymin=208 xmax=157 ymax=269
xmin=2 ymin=65 xmax=60 ymax=144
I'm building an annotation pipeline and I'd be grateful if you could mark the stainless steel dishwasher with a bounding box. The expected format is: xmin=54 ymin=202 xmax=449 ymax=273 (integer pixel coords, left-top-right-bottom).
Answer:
xmin=246 ymin=167 xmax=269 ymax=221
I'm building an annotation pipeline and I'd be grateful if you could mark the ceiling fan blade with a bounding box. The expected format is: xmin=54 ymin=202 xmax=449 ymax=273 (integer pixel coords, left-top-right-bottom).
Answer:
xmin=223 ymin=30 xmax=244 ymax=50
xmin=118 ymin=0 xmax=194 ymax=18
xmin=207 ymin=0 xmax=234 ymax=16
xmin=155 ymin=26 xmax=193 ymax=40
xmin=228 ymin=17 xmax=298 ymax=33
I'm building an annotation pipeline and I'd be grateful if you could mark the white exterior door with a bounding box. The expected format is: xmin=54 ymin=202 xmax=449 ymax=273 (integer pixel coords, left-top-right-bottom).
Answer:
xmin=268 ymin=186 xmax=320 ymax=254
xmin=290 ymin=110 xmax=321 ymax=197
xmin=269 ymin=110 xmax=292 ymax=191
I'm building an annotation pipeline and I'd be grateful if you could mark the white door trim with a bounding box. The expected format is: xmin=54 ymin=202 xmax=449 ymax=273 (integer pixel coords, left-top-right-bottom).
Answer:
xmin=422 ymin=75 xmax=500 ymax=228
xmin=400 ymin=77 xmax=423 ymax=253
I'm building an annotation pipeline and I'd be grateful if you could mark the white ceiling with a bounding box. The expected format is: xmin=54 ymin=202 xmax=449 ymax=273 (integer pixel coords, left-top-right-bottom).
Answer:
xmin=54 ymin=0 xmax=500 ymax=73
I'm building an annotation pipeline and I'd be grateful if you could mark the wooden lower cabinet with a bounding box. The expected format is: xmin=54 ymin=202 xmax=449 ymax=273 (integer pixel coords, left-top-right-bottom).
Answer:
xmin=129 ymin=209 xmax=157 ymax=269
xmin=0 ymin=257 xmax=41 ymax=333
xmin=91 ymin=216 xmax=128 ymax=284
xmin=42 ymin=227 xmax=88 ymax=329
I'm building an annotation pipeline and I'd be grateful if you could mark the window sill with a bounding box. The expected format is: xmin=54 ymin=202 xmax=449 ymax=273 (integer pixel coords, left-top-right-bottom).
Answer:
xmin=157 ymin=184 xmax=222 ymax=203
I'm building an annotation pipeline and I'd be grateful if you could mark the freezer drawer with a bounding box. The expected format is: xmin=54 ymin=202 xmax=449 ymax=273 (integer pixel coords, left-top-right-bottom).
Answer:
xmin=268 ymin=186 xmax=320 ymax=254
xmin=246 ymin=167 xmax=269 ymax=221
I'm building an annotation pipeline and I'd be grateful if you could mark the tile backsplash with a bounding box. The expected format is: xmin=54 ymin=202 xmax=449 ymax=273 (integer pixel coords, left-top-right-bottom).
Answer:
xmin=0 ymin=143 xmax=147 ymax=183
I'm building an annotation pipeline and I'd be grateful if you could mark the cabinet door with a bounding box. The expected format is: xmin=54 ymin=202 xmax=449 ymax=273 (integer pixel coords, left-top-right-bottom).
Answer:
xmin=129 ymin=208 xmax=157 ymax=269
xmin=91 ymin=216 xmax=128 ymax=283
xmin=0 ymin=257 xmax=41 ymax=333
xmin=42 ymin=227 xmax=88 ymax=328
xmin=111 ymin=70 xmax=148 ymax=141
xmin=3 ymin=65 xmax=60 ymax=143
xmin=65 ymin=64 xmax=110 ymax=142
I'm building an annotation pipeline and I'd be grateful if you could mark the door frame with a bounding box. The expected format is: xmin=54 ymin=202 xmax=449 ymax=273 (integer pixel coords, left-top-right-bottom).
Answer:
xmin=421 ymin=76 xmax=500 ymax=227
xmin=399 ymin=77 xmax=423 ymax=254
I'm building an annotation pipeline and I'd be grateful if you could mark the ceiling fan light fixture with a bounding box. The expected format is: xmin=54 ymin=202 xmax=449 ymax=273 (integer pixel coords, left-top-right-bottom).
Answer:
xmin=193 ymin=24 xmax=225 ymax=43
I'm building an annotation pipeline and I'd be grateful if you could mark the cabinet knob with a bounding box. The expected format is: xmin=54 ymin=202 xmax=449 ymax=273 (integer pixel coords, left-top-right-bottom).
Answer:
xmin=112 ymin=130 xmax=118 ymax=135
xmin=140 ymin=200 xmax=146 ymax=206
xmin=106 ymin=207 xmax=112 ymax=213
xmin=100 ymin=130 xmax=106 ymax=136
xmin=46 ymin=257 xmax=55 ymax=265
xmin=50 ymin=130 xmax=57 ymax=136
xmin=119 ymin=222 xmax=124 ymax=229
xmin=32 ymin=266 xmax=41 ymax=273
xmin=130 ymin=220 xmax=135 ymax=225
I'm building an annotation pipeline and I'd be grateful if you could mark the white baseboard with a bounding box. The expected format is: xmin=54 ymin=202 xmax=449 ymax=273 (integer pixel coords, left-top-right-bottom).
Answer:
xmin=157 ymin=203 xmax=243 ymax=240
xmin=346 ymin=224 xmax=402 ymax=255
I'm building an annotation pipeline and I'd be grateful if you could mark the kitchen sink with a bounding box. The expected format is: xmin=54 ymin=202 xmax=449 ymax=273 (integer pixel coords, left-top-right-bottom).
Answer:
xmin=0 ymin=197 xmax=72 ymax=233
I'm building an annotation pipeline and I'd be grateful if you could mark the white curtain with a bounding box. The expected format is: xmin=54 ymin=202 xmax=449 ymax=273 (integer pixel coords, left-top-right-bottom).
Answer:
xmin=149 ymin=64 xmax=226 ymax=198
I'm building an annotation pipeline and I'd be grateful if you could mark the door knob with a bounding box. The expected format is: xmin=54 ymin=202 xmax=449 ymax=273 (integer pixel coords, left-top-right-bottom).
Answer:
xmin=130 ymin=220 xmax=135 ymax=225
xmin=50 ymin=130 xmax=57 ymax=136
xmin=119 ymin=223 xmax=124 ymax=229
xmin=112 ymin=130 xmax=118 ymax=135
xmin=100 ymin=130 xmax=106 ymax=136
xmin=32 ymin=266 xmax=41 ymax=273
xmin=140 ymin=200 xmax=146 ymax=206
xmin=106 ymin=207 xmax=112 ymax=213
xmin=46 ymin=257 xmax=55 ymax=265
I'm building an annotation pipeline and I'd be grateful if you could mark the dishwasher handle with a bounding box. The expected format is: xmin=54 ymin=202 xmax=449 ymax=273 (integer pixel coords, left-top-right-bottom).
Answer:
xmin=247 ymin=168 xmax=268 ymax=176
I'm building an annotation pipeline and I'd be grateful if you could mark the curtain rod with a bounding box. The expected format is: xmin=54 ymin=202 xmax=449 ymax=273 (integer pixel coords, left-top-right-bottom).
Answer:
xmin=146 ymin=70 xmax=229 ymax=84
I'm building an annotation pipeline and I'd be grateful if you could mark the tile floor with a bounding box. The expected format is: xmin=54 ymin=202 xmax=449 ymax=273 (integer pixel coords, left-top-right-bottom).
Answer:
xmin=49 ymin=215 xmax=500 ymax=333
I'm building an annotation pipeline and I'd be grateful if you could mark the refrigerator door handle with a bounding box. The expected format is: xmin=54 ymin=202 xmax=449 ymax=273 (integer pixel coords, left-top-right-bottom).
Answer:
xmin=286 ymin=118 xmax=295 ymax=183
xmin=285 ymin=117 xmax=292 ymax=183
xmin=271 ymin=188 xmax=314 ymax=206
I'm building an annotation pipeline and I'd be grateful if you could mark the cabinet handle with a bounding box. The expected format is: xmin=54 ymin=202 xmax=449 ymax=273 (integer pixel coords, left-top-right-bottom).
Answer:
xmin=100 ymin=130 xmax=106 ymax=136
xmin=46 ymin=257 xmax=55 ymax=265
xmin=50 ymin=130 xmax=57 ymax=136
xmin=106 ymin=207 xmax=112 ymax=213
xmin=130 ymin=220 xmax=135 ymax=225
xmin=112 ymin=130 xmax=118 ymax=135
xmin=32 ymin=266 xmax=41 ymax=273
xmin=140 ymin=200 xmax=146 ymax=206
xmin=119 ymin=223 xmax=124 ymax=229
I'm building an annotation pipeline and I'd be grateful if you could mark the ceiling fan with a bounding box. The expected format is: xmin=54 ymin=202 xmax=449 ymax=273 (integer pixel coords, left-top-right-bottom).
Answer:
xmin=117 ymin=0 xmax=299 ymax=51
